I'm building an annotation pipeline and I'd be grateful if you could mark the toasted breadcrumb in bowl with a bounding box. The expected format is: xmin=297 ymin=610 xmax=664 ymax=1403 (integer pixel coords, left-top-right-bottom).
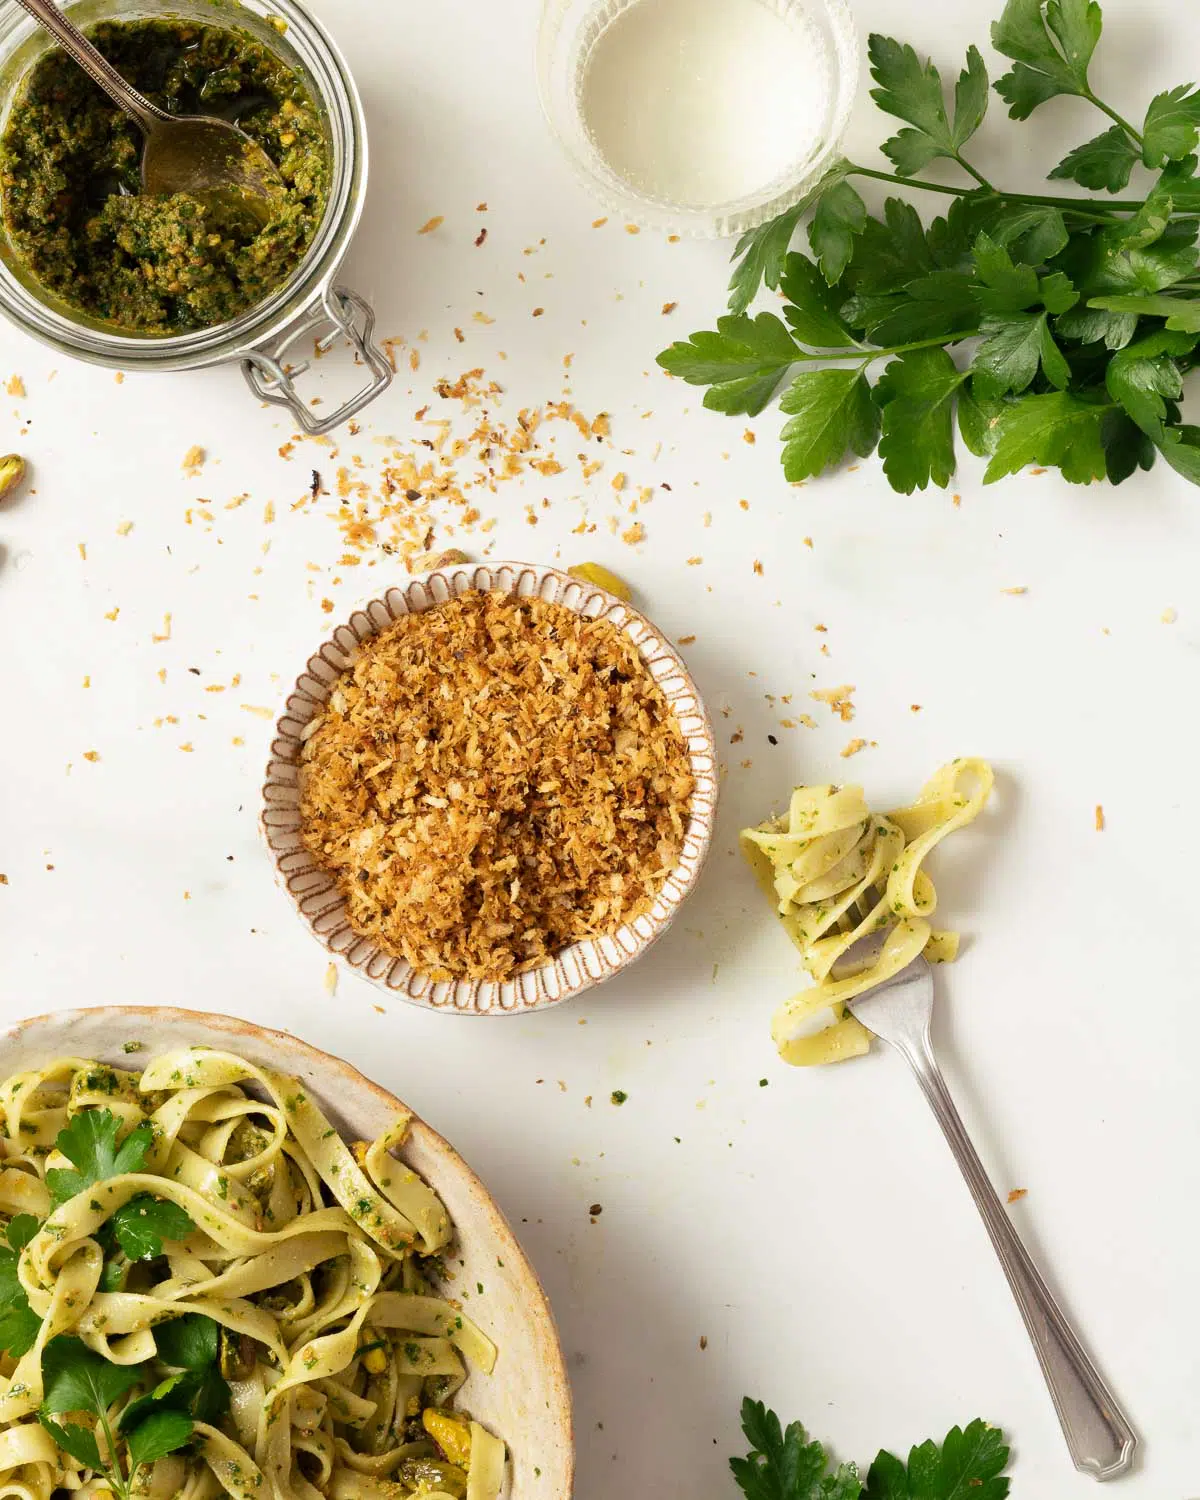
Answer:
xmin=262 ymin=561 xmax=717 ymax=1013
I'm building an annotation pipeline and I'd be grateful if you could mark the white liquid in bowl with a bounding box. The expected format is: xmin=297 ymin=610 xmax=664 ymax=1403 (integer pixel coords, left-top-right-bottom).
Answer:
xmin=577 ymin=0 xmax=834 ymax=210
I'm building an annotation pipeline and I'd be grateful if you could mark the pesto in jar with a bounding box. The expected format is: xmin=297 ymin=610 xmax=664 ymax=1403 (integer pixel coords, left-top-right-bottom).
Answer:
xmin=0 ymin=18 xmax=330 ymax=334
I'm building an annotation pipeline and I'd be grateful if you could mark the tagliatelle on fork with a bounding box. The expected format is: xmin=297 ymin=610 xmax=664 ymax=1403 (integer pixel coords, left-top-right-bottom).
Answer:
xmin=741 ymin=759 xmax=994 ymax=1067
xmin=0 ymin=1048 xmax=506 ymax=1500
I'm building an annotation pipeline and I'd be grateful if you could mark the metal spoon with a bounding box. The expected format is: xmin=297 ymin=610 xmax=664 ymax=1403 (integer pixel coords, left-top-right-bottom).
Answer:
xmin=12 ymin=0 xmax=285 ymax=222
xmin=836 ymin=928 xmax=1137 ymax=1481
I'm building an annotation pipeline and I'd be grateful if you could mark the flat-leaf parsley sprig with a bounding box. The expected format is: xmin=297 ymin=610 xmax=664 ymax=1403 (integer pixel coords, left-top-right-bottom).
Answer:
xmin=731 ymin=1398 xmax=1012 ymax=1500
xmin=658 ymin=0 xmax=1200 ymax=493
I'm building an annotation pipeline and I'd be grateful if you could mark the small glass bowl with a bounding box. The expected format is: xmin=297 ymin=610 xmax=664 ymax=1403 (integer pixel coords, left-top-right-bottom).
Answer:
xmin=536 ymin=0 xmax=859 ymax=238
xmin=0 ymin=0 xmax=391 ymax=433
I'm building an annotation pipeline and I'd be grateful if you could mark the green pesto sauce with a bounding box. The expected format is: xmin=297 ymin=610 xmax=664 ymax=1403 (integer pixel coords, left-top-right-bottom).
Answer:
xmin=0 ymin=18 xmax=330 ymax=334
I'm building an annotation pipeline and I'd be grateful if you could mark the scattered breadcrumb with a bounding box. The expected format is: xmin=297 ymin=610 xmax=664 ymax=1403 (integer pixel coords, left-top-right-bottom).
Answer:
xmin=418 ymin=216 xmax=444 ymax=235
xmin=840 ymin=738 xmax=868 ymax=758
xmin=1001 ymin=586 xmax=1028 ymax=595
xmin=743 ymin=430 xmax=755 ymax=444
xmin=241 ymin=705 xmax=274 ymax=719
xmin=661 ymin=302 xmax=677 ymax=315
xmin=752 ymin=560 xmax=763 ymax=576
xmin=811 ymin=684 xmax=855 ymax=721
xmin=678 ymin=634 xmax=696 ymax=646
xmin=77 ymin=543 xmax=87 ymax=561
xmin=152 ymin=613 xmax=172 ymax=643
xmin=324 ymin=962 xmax=338 ymax=995
xmin=1095 ymin=804 xmax=1105 ymax=832
xmin=181 ymin=445 xmax=205 ymax=473
xmin=621 ymin=522 xmax=645 ymax=545
xmin=1161 ymin=607 xmax=1177 ymax=623
xmin=624 ymin=224 xmax=640 ymax=235
xmin=0 ymin=875 xmax=7 ymax=886
xmin=6 ymin=375 xmax=25 ymax=398
xmin=298 ymin=593 xmax=694 ymax=982
xmin=82 ymin=750 xmax=100 ymax=763
xmin=116 ymin=521 xmax=133 ymax=536
xmin=592 ymin=217 xmax=607 ymax=228
xmin=1007 ymin=1188 xmax=1028 ymax=1203
xmin=104 ymin=607 xmax=120 ymax=622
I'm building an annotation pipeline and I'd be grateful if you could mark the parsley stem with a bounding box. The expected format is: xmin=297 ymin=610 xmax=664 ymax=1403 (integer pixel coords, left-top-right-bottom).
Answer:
xmin=96 ymin=1404 xmax=131 ymax=1500
xmin=794 ymin=332 xmax=976 ymax=363
xmin=1085 ymin=91 xmax=1144 ymax=147
xmin=843 ymin=164 xmax=1153 ymax=216
xmin=954 ymin=154 xmax=994 ymax=191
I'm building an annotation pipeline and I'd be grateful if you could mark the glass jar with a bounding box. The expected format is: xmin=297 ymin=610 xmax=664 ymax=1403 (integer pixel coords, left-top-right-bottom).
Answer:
xmin=537 ymin=0 xmax=859 ymax=239
xmin=0 ymin=0 xmax=390 ymax=435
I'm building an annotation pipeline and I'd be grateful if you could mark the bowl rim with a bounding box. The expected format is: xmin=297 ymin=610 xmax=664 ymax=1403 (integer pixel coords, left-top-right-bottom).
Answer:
xmin=260 ymin=560 xmax=719 ymax=1016
xmin=0 ymin=1003 xmax=576 ymax=1496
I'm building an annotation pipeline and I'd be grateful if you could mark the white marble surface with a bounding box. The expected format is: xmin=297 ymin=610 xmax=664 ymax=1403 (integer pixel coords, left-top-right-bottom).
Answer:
xmin=1 ymin=0 xmax=1197 ymax=1495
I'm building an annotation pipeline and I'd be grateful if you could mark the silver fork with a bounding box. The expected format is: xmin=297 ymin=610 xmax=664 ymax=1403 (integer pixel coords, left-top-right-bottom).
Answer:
xmin=837 ymin=930 xmax=1137 ymax=1481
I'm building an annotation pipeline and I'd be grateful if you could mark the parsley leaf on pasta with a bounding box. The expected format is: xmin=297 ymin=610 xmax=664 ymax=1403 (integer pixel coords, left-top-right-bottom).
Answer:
xmin=46 ymin=1110 xmax=154 ymax=1206
xmin=110 ymin=1195 xmax=195 ymax=1262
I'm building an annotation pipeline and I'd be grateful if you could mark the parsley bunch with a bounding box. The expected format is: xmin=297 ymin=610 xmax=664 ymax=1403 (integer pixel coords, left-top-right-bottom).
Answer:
xmin=732 ymin=1399 xmax=1011 ymax=1499
xmin=658 ymin=0 xmax=1200 ymax=493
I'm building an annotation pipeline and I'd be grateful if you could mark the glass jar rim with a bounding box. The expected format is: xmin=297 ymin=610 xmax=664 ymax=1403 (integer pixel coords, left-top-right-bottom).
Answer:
xmin=0 ymin=0 xmax=367 ymax=370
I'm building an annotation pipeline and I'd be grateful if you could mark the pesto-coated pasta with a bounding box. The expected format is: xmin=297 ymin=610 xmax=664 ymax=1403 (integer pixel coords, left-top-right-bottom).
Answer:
xmin=742 ymin=759 xmax=993 ymax=1065
xmin=0 ymin=1049 xmax=505 ymax=1500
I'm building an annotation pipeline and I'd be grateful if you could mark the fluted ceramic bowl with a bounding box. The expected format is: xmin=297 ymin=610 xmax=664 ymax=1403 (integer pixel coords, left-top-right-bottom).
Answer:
xmin=261 ymin=561 xmax=717 ymax=1015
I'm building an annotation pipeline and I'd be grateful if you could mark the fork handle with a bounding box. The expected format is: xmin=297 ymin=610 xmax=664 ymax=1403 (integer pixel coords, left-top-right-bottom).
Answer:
xmin=896 ymin=1032 xmax=1137 ymax=1481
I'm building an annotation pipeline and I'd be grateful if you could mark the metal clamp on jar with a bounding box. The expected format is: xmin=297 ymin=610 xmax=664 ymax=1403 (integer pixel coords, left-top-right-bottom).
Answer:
xmin=0 ymin=0 xmax=390 ymax=436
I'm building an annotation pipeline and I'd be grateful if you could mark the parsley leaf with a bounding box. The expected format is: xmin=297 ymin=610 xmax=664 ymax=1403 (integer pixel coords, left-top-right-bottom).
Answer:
xmin=40 ymin=1418 xmax=103 ymax=1472
xmin=958 ymin=383 xmax=1012 ymax=456
xmin=984 ymin=390 xmax=1109 ymax=482
xmin=7 ymin=1216 xmax=39 ymax=1251
xmin=1087 ymin=292 xmax=1200 ymax=333
xmin=1156 ymin=423 xmax=1200 ymax=482
xmin=779 ymin=369 xmax=880 ymax=481
xmin=46 ymin=1110 xmax=153 ymax=1207
xmin=110 ymin=1195 xmax=194 ymax=1263
xmin=728 ymin=204 xmax=806 ymax=317
xmin=865 ymin=1419 xmax=1011 ymax=1499
xmin=875 ymin=348 xmax=965 ymax=491
xmin=809 ymin=181 xmax=868 ymax=285
xmin=154 ymin=1313 xmax=220 ymax=1371
xmin=41 ymin=1335 xmax=142 ymax=1417
xmin=731 ymin=1399 xmax=862 ymax=1500
xmin=656 ymin=314 xmax=799 ymax=415
xmin=992 ymin=0 xmax=1102 ymax=119
xmin=1142 ymin=86 xmax=1200 ymax=169
xmin=779 ymin=254 xmax=859 ymax=348
xmin=0 ymin=1240 xmax=40 ymax=1358
xmin=1101 ymin=408 xmax=1156 ymax=483
xmin=1105 ymin=327 xmax=1197 ymax=437
xmin=975 ymin=310 xmax=1071 ymax=393
xmin=1048 ymin=125 xmax=1140 ymax=192
xmin=124 ymin=1408 xmax=194 ymax=1471
xmin=868 ymin=37 xmax=988 ymax=175
xmin=726 ymin=167 xmax=854 ymax=313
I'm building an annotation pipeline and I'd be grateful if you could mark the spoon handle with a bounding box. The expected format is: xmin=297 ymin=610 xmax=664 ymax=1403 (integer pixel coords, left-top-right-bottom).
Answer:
xmin=894 ymin=1029 xmax=1138 ymax=1481
xmin=10 ymin=0 xmax=169 ymax=131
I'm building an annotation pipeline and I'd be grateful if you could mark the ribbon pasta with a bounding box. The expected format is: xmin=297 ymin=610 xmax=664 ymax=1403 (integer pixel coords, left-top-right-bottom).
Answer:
xmin=742 ymin=759 xmax=994 ymax=1066
xmin=0 ymin=1048 xmax=506 ymax=1500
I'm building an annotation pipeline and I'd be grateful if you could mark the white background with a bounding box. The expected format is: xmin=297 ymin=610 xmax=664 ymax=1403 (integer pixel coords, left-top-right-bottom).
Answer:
xmin=1 ymin=0 xmax=1198 ymax=1495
